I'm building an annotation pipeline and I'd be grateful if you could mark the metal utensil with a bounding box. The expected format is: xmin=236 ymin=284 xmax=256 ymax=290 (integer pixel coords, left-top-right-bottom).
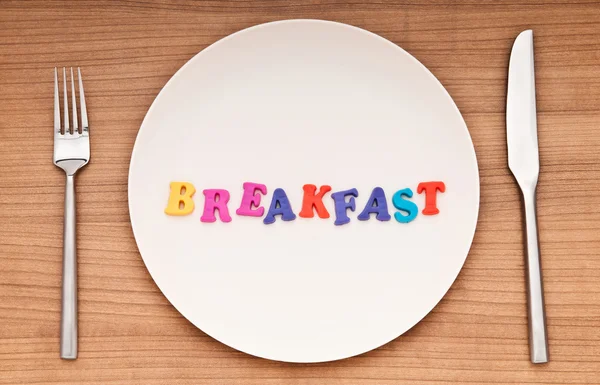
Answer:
xmin=506 ymin=30 xmax=549 ymax=364
xmin=53 ymin=67 xmax=90 ymax=360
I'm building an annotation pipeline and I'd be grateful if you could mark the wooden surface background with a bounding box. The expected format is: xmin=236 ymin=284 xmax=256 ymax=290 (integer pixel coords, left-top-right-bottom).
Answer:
xmin=1 ymin=0 xmax=599 ymax=384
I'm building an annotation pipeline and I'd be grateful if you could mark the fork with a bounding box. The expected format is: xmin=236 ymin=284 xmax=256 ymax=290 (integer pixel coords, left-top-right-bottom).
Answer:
xmin=53 ymin=67 xmax=90 ymax=360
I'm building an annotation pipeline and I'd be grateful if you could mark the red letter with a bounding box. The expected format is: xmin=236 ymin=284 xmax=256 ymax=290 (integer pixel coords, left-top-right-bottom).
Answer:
xmin=417 ymin=182 xmax=445 ymax=215
xmin=200 ymin=189 xmax=232 ymax=223
xmin=299 ymin=184 xmax=332 ymax=218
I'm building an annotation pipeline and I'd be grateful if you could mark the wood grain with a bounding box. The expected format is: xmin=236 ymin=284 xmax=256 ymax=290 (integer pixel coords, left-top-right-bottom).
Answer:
xmin=1 ymin=0 xmax=599 ymax=384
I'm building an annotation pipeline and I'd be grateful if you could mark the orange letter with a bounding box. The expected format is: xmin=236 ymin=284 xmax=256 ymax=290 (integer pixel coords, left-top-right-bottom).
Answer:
xmin=164 ymin=182 xmax=196 ymax=216
xmin=299 ymin=184 xmax=332 ymax=218
xmin=417 ymin=181 xmax=445 ymax=215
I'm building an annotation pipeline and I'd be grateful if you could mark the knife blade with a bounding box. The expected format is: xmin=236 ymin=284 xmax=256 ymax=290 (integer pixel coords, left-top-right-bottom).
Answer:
xmin=507 ymin=29 xmax=549 ymax=364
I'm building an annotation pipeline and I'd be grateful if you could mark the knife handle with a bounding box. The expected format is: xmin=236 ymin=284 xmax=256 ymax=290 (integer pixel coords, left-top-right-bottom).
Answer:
xmin=522 ymin=188 xmax=549 ymax=363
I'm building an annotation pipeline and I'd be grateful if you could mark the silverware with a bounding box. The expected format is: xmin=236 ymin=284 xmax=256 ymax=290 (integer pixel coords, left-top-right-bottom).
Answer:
xmin=53 ymin=67 xmax=90 ymax=360
xmin=506 ymin=30 xmax=549 ymax=364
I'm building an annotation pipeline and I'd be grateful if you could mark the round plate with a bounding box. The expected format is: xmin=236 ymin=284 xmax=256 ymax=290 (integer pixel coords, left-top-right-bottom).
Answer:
xmin=129 ymin=19 xmax=479 ymax=363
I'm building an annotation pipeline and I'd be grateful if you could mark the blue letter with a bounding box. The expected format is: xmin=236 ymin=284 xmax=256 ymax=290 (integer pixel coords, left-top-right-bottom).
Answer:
xmin=263 ymin=188 xmax=296 ymax=224
xmin=357 ymin=187 xmax=391 ymax=222
xmin=392 ymin=188 xmax=418 ymax=223
xmin=331 ymin=188 xmax=358 ymax=226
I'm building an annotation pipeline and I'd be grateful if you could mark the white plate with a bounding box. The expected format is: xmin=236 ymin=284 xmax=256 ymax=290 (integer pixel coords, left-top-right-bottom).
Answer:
xmin=129 ymin=19 xmax=479 ymax=363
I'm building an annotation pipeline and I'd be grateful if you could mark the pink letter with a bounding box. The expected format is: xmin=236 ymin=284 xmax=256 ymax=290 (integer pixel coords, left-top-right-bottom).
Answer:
xmin=236 ymin=182 xmax=267 ymax=217
xmin=200 ymin=189 xmax=232 ymax=223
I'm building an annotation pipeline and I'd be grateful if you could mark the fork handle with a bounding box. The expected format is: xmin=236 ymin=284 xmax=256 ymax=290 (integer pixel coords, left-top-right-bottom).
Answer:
xmin=60 ymin=174 xmax=78 ymax=360
xmin=522 ymin=188 xmax=549 ymax=363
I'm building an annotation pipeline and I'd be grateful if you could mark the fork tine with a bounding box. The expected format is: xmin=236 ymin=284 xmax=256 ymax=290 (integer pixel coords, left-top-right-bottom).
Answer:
xmin=77 ymin=68 xmax=88 ymax=134
xmin=62 ymin=68 xmax=70 ymax=134
xmin=54 ymin=68 xmax=61 ymax=135
xmin=70 ymin=68 xmax=79 ymax=134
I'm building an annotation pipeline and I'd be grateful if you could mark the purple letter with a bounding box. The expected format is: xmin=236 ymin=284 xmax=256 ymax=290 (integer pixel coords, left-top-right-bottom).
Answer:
xmin=331 ymin=188 xmax=358 ymax=226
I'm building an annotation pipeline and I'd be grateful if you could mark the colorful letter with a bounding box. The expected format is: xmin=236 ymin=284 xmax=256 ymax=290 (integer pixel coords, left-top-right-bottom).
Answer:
xmin=236 ymin=182 xmax=267 ymax=217
xmin=417 ymin=181 xmax=446 ymax=215
xmin=263 ymin=188 xmax=296 ymax=224
xmin=392 ymin=188 xmax=418 ymax=223
xmin=331 ymin=188 xmax=358 ymax=226
xmin=357 ymin=187 xmax=391 ymax=221
xmin=200 ymin=189 xmax=232 ymax=223
xmin=299 ymin=184 xmax=332 ymax=219
xmin=164 ymin=182 xmax=196 ymax=216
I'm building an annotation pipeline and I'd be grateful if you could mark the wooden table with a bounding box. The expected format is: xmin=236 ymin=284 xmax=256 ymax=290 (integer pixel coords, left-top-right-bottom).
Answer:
xmin=1 ymin=1 xmax=599 ymax=384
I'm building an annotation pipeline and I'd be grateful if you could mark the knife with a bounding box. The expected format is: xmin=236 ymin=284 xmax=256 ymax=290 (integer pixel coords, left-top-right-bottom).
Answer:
xmin=507 ymin=29 xmax=549 ymax=364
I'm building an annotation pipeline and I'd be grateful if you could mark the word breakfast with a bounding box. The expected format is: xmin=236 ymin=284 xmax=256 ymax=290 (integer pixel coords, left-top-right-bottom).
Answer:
xmin=165 ymin=181 xmax=446 ymax=225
